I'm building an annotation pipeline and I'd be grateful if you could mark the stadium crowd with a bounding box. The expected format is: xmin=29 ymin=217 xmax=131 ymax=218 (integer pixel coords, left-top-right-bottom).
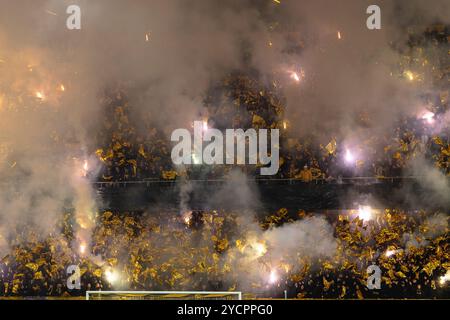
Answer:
xmin=93 ymin=25 xmax=449 ymax=182
xmin=0 ymin=23 xmax=448 ymax=300
xmin=0 ymin=208 xmax=448 ymax=298
xmin=93 ymin=75 xmax=449 ymax=182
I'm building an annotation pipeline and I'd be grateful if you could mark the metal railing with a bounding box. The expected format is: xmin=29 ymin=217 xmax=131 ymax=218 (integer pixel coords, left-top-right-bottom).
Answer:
xmin=92 ymin=176 xmax=431 ymax=188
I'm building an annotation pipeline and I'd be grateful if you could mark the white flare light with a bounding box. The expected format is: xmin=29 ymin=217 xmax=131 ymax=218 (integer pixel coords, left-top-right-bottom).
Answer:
xmin=105 ymin=269 xmax=119 ymax=284
xmin=421 ymin=111 xmax=435 ymax=124
xmin=344 ymin=149 xmax=355 ymax=164
xmin=79 ymin=243 xmax=86 ymax=255
xmin=81 ymin=160 xmax=89 ymax=177
xmin=251 ymin=242 xmax=267 ymax=258
xmin=439 ymin=270 xmax=450 ymax=286
xmin=358 ymin=205 xmax=373 ymax=222
xmin=269 ymin=270 xmax=279 ymax=284
xmin=385 ymin=249 xmax=400 ymax=257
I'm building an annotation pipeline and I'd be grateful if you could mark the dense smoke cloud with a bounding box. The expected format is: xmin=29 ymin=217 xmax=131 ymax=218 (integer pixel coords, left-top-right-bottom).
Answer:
xmin=262 ymin=215 xmax=337 ymax=261
xmin=257 ymin=0 xmax=449 ymax=140
xmin=406 ymin=156 xmax=450 ymax=208
xmin=207 ymin=169 xmax=261 ymax=212
xmin=403 ymin=212 xmax=448 ymax=251
xmin=1 ymin=0 xmax=449 ymax=134
xmin=1 ymin=0 xmax=448 ymax=156
xmin=0 ymin=0 xmax=448 ymax=290
xmin=0 ymin=0 xmax=265 ymax=254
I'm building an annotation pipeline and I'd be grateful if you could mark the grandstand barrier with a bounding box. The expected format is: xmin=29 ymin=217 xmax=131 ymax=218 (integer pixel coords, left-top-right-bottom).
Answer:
xmin=86 ymin=291 xmax=242 ymax=300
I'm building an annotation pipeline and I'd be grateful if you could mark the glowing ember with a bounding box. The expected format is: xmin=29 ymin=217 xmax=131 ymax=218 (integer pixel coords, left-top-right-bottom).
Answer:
xmin=145 ymin=33 xmax=150 ymax=42
xmin=358 ymin=205 xmax=373 ymax=222
xmin=182 ymin=211 xmax=192 ymax=225
xmin=290 ymin=72 xmax=300 ymax=82
xmin=283 ymin=121 xmax=287 ymax=130
xmin=404 ymin=70 xmax=415 ymax=81
xmin=281 ymin=263 xmax=291 ymax=273
xmin=59 ymin=84 xmax=65 ymax=92
xmin=35 ymin=91 xmax=45 ymax=100
xmin=337 ymin=31 xmax=342 ymax=40
xmin=269 ymin=270 xmax=278 ymax=284
xmin=202 ymin=120 xmax=208 ymax=131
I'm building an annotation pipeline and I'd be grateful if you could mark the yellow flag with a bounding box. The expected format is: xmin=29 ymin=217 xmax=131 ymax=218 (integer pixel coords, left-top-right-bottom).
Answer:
xmin=25 ymin=263 xmax=39 ymax=272
xmin=325 ymin=138 xmax=337 ymax=154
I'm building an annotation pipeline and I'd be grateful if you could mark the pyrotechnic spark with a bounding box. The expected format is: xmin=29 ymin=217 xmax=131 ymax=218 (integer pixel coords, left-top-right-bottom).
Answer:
xmin=145 ymin=33 xmax=150 ymax=42
xmin=45 ymin=9 xmax=57 ymax=16
xmin=358 ymin=205 xmax=373 ymax=222
xmin=202 ymin=120 xmax=208 ymax=131
xmin=59 ymin=84 xmax=65 ymax=92
xmin=337 ymin=31 xmax=342 ymax=40
xmin=404 ymin=70 xmax=415 ymax=81
xmin=420 ymin=111 xmax=435 ymax=124
xmin=287 ymin=68 xmax=305 ymax=83
xmin=280 ymin=263 xmax=291 ymax=273
xmin=105 ymin=269 xmax=119 ymax=284
xmin=182 ymin=211 xmax=192 ymax=225
xmin=283 ymin=121 xmax=287 ymax=130
xmin=290 ymin=71 xmax=300 ymax=82
xmin=269 ymin=270 xmax=279 ymax=284
xmin=273 ymin=0 xmax=281 ymax=4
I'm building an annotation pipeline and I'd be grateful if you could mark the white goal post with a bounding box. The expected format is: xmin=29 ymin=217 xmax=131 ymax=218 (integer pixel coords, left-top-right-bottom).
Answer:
xmin=86 ymin=291 xmax=242 ymax=300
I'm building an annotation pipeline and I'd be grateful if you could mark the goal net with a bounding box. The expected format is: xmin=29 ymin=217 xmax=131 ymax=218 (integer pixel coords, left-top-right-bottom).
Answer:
xmin=86 ymin=291 xmax=242 ymax=300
